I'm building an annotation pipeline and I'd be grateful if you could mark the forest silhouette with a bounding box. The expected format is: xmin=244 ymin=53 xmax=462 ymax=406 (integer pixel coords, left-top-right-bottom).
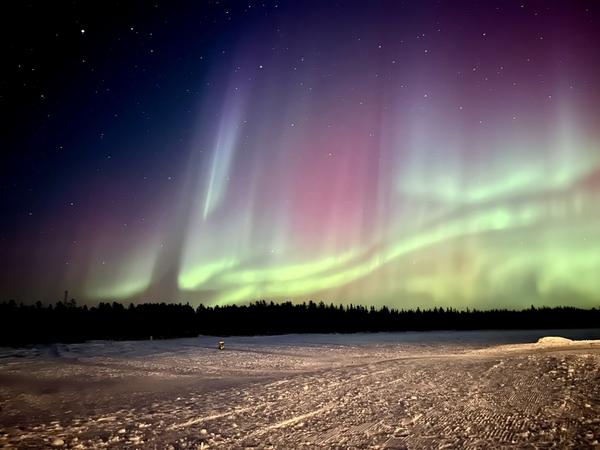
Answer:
xmin=1 ymin=300 xmax=598 ymax=345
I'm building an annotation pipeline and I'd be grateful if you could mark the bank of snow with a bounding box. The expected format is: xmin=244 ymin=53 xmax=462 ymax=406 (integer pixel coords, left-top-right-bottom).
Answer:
xmin=476 ymin=336 xmax=600 ymax=354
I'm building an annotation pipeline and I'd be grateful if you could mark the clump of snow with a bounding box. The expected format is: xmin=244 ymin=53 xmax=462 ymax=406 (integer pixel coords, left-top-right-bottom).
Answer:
xmin=474 ymin=336 xmax=600 ymax=354
xmin=536 ymin=336 xmax=573 ymax=345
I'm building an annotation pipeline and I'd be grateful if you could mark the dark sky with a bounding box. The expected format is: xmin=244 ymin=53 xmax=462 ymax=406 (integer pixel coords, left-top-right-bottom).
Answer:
xmin=1 ymin=1 xmax=600 ymax=308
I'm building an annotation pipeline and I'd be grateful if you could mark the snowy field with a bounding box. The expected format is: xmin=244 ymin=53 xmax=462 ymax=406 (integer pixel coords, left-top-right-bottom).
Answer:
xmin=0 ymin=329 xmax=599 ymax=449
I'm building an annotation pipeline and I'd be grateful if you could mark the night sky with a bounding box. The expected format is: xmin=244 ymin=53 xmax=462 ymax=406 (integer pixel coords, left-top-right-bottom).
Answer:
xmin=2 ymin=1 xmax=600 ymax=308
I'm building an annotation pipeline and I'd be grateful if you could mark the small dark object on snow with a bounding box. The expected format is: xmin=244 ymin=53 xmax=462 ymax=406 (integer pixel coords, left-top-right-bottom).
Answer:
xmin=218 ymin=341 xmax=225 ymax=350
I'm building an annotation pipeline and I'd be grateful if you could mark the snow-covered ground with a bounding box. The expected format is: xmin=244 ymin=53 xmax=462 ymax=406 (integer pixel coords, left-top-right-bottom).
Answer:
xmin=1 ymin=329 xmax=599 ymax=449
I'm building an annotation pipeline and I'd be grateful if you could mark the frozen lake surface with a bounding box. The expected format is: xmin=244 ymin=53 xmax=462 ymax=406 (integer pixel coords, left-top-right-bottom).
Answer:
xmin=3 ymin=328 xmax=600 ymax=359
xmin=1 ymin=329 xmax=599 ymax=449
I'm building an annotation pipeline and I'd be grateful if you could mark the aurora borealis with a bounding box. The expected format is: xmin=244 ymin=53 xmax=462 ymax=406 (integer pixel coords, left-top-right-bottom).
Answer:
xmin=2 ymin=1 xmax=600 ymax=308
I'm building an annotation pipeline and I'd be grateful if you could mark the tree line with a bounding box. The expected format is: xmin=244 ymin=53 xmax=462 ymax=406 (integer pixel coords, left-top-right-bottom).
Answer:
xmin=0 ymin=299 xmax=598 ymax=345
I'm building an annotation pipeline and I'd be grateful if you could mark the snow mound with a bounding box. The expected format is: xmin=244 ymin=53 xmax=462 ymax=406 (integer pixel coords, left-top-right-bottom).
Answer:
xmin=536 ymin=336 xmax=573 ymax=345
xmin=473 ymin=336 xmax=600 ymax=354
